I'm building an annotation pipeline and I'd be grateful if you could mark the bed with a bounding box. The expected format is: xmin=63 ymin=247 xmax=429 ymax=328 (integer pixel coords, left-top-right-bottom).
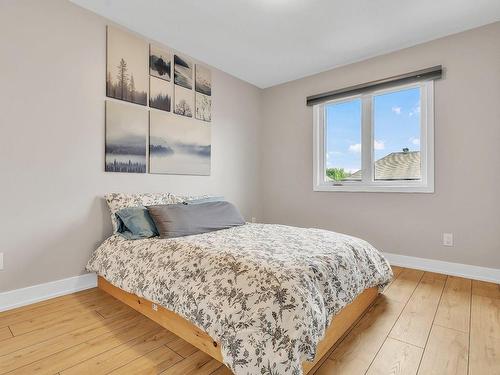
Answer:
xmin=87 ymin=219 xmax=392 ymax=375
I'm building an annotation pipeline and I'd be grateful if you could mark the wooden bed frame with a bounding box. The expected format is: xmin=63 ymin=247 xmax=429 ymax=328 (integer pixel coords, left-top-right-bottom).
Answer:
xmin=98 ymin=276 xmax=378 ymax=374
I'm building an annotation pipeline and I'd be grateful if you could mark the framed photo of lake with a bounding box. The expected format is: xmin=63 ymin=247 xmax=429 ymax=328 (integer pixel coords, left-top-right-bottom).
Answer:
xmin=149 ymin=110 xmax=211 ymax=175
xmin=105 ymin=100 xmax=148 ymax=173
xmin=174 ymin=54 xmax=193 ymax=90
xmin=106 ymin=26 xmax=148 ymax=106
xmin=150 ymin=45 xmax=171 ymax=81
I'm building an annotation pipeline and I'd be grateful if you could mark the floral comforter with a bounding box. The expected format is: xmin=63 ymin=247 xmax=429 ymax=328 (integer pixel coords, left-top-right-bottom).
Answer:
xmin=87 ymin=223 xmax=392 ymax=375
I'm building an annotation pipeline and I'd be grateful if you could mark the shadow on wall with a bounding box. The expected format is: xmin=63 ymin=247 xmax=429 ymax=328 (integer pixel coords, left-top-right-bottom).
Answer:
xmin=97 ymin=196 xmax=114 ymax=239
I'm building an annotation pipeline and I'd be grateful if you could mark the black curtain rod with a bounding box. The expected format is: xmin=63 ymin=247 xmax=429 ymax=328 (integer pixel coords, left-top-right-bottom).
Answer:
xmin=306 ymin=65 xmax=442 ymax=106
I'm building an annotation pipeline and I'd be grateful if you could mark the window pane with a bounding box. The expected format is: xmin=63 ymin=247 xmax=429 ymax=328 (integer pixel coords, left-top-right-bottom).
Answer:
xmin=373 ymin=87 xmax=421 ymax=181
xmin=325 ymin=98 xmax=362 ymax=182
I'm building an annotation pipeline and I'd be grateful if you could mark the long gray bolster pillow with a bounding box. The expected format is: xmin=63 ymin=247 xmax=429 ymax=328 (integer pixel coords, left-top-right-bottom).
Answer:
xmin=147 ymin=201 xmax=245 ymax=238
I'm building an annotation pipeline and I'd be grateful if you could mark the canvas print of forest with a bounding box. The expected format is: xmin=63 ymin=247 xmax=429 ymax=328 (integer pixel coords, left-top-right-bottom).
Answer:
xmin=150 ymin=76 xmax=171 ymax=111
xmin=150 ymin=110 xmax=211 ymax=175
xmin=107 ymin=27 xmax=148 ymax=106
xmin=150 ymin=45 xmax=171 ymax=81
xmin=195 ymin=93 xmax=211 ymax=122
xmin=105 ymin=100 xmax=148 ymax=173
xmin=174 ymin=85 xmax=194 ymax=117
xmin=195 ymin=65 xmax=211 ymax=96
xmin=174 ymin=54 xmax=193 ymax=89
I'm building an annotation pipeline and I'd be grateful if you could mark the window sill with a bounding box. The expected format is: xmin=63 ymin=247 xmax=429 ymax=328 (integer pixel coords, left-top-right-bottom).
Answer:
xmin=313 ymin=184 xmax=434 ymax=193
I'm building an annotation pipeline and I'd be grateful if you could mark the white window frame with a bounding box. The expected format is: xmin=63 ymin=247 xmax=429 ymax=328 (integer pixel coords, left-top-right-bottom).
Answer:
xmin=313 ymin=81 xmax=434 ymax=193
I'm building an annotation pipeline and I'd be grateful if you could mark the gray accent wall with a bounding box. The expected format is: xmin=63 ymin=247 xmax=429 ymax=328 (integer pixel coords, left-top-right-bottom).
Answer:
xmin=0 ymin=0 xmax=262 ymax=292
xmin=260 ymin=22 xmax=500 ymax=270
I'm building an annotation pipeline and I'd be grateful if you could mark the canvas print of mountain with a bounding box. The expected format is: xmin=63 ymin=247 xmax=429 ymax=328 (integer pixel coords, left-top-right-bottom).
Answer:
xmin=174 ymin=85 xmax=193 ymax=117
xmin=195 ymin=93 xmax=211 ymax=122
xmin=150 ymin=45 xmax=171 ymax=81
xmin=195 ymin=65 xmax=211 ymax=96
xmin=107 ymin=27 xmax=148 ymax=106
xmin=174 ymin=54 xmax=193 ymax=89
xmin=150 ymin=110 xmax=211 ymax=175
xmin=105 ymin=100 xmax=148 ymax=173
xmin=150 ymin=76 xmax=171 ymax=112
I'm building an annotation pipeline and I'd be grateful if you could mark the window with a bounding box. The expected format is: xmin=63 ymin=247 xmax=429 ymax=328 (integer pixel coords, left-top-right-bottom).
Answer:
xmin=313 ymin=81 xmax=434 ymax=192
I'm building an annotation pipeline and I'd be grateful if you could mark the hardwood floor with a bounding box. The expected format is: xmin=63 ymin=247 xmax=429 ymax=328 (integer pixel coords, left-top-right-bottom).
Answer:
xmin=0 ymin=268 xmax=498 ymax=375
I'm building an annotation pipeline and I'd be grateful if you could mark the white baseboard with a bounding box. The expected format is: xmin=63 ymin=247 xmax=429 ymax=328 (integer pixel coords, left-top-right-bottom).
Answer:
xmin=1 ymin=253 xmax=498 ymax=313
xmin=384 ymin=252 xmax=500 ymax=283
xmin=0 ymin=273 xmax=97 ymax=312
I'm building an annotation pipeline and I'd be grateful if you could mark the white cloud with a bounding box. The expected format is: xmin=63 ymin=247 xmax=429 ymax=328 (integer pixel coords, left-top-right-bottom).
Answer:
xmin=409 ymin=105 xmax=421 ymax=117
xmin=392 ymin=106 xmax=402 ymax=115
xmin=349 ymin=141 xmax=384 ymax=152
xmin=410 ymin=137 xmax=420 ymax=145
xmin=348 ymin=143 xmax=361 ymax=153
xmin=326 ymin=150 xmax=343 ymax=161
xmin=374 ymin=139 xmax=385 ymax=150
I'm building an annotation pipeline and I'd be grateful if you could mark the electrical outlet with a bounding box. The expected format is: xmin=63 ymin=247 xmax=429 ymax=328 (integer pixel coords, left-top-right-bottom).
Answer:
xmin=152 ymin=303 xmax=158 ymax=312
xmin=0 ymin=253 xmax=3 ymax=270
xmin=443 ymin=233 xmax=453 ymax=247
xmin=251 ymin=217 xmax=256 ymax=223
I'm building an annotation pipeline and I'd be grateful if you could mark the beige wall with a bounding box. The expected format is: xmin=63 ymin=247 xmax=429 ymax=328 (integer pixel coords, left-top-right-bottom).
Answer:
xmin=1 ymin=0 xmax=499 ymax=293
xmin=260 ymin=22 xmax=500 ymax=269
xmin=0 ymin=0 xmax=262 ymax=292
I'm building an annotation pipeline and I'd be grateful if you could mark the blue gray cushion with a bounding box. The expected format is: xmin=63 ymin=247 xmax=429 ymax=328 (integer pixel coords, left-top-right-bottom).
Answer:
xmin=116 ymin=206 xmax=159 ymax=240
xmin=147 ymin=201 xmax=245 ymax=238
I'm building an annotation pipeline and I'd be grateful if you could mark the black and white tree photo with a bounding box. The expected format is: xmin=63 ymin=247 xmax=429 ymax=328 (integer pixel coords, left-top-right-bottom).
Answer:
xmin=174 ymin=85 xmax=193 ymax=117
xmin=150 ymin=76 xmax=171 ymax=112
xmin=195 ymin=92 xmax=211 ymax=122
xmin=106 ymin=26 xmax=148 ymax=106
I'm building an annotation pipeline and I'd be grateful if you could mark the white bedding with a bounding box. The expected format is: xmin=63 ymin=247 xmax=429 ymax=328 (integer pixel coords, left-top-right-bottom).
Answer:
xmin=87 ymin=223 xmax=392 ymax=375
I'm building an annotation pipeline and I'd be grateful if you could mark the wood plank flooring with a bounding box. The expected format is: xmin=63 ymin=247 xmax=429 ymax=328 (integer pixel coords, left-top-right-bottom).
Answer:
xmin=0 ymin=267 xmax=498 ymax=375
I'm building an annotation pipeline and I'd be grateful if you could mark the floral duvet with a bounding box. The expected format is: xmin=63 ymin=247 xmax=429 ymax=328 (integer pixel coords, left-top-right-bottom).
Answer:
xmin=87 ymin=223 xmax=392 ymax=375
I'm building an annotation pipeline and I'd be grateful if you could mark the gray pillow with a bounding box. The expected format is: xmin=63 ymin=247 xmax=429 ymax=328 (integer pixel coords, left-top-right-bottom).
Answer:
xmin=184 ymin=196 xmax=224 ymax=205
xmin=147 ymin=201 xmax=245 ymax=238
xmin=116 ymin=206 xmax=159 ymax=240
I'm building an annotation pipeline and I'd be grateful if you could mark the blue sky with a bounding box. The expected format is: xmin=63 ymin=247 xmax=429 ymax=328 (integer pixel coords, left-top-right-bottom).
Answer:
xmin=326 ymin=87 xmax=421 ymax=172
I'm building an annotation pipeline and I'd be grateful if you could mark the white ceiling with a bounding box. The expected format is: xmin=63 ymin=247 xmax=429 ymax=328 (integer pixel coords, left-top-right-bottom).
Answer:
xmin=71 ymin=0 xmax=500 ymax=88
